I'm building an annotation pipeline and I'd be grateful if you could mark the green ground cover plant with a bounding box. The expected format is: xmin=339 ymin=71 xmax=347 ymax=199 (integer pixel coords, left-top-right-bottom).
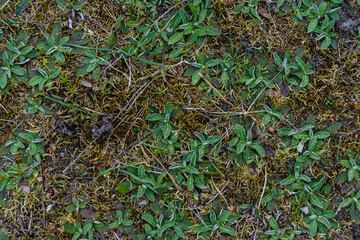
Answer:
xmin=1 ymin=0 xmax=360 ymax=239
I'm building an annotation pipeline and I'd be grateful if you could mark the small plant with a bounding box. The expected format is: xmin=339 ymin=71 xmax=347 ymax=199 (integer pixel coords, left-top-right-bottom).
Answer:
xmin=146 ymin=103 xmax=182 ymax=141
xmin=29 ymin=67 xmax=61 ymax=90
xmin=3 ymin=129 xmax=45 ymax=163
xmin=191 ymin=132 xmax=220 ymax=159
xmin=302 ymin=207 xmax=339 ymax=237
xmin=109 ymin=208 xmax=134 ymax=231
xmin=234 ymin=0 xmax=261 ymax=25
xmin=325 ymin=96 xmax=335 ymax=106
xmin=262 ymin=186 xmax=283 ymax=211
xmin=240 ymin=65 xmax=273 ymax=89
xmin=159 ymin=133 xmax=182 ymax=155
xmin=76 ymin=50 xmax=110 ymax=80
xmin=261 ymin=217 xmax=299 ymax=240
xmin=338 ymin=157 xmax=360 ymax=184
xmin=169 ymin=151 xmax=208 ymax=192
xmin=0 ymin=51 xmax=25 ymax=90
xmin=42 ymin=33 xmax=72 ymax=62
xmin=261 ymin=105 xmax=285 ymax=126
xmin=0 ymin=164 xmax=30 ymax=191
xmin=65 ymin=196 xmax=86 ymax=212
xmin=64 ymin=219 xmax=107 ymax=240
xmin=228 ymin=124 xmax=265 ymax=168
xmin=22 ymin=97 xmax=47 ymax=114
xmin=193 ymin=209 xmax=237 ymax=237
xmin=339 ymin=190 xmax=360 ymax=220
xmin=117 ymin=165 xmax=171 ymax=201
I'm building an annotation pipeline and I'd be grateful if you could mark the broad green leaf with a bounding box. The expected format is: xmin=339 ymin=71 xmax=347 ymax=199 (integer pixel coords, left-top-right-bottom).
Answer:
xmin=280 ymin=176 xmax=296 ymax=185
xmin=308 ymin=18 xmax=318 ymax=33
xmin=194 ymin=224 xmax=211 ymax=233
xmin=198 ymin=26 xmax=221 ymax=36
xmin=163 ymin=122 xmax=172 ymax=139
xmin=310 ymin=195 xmax=324 ymax=209
xmin=146 ymin=113 xmax=164 ymax=121
xmin=234 ymin=124 xmax=246 ymax=139
xmin=249 ymin=143 xmax=265 ymax=156
xmin=11 ymin=66 xmax=25 ymax=76
xmin=218 ymin=225 xmax=236 ymax=236
xmin=321 ymin=36 xmax=331 ymax=50
xmin=309 ymin=220 xmax=318 ymax=236
xmin=29 ymin=75 xmax=45 ymax=86
xmin=269 ymin=217 xmax=279 ymax=230
xmin=192 ymin=70 xmax=202 ymax=85
xmin=49 ymin=67 xmax=61 ymax=79
xmin=273 ymin=52 xmax=282 ymax=66
xmin=168 ymin=32 xmax=184 ymax=45
xmin=0 ymin=72 xmax=8 ymax=89
xmin=142 ymin=213 xmax=156 ymax=227
xmin=218 ymin=211 xmax=231 ymax=223
xmin=169 ymin=48 xmax=183 ymax=58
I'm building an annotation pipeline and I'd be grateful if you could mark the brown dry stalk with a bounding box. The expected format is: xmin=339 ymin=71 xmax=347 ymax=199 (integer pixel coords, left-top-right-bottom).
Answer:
xmin=198 ymin=73 xmax=239 ymax=109
xmin=140 ymin=144 xmax=184 ymax=192
xmin=156 ymin=13 xmax=177 ymax=38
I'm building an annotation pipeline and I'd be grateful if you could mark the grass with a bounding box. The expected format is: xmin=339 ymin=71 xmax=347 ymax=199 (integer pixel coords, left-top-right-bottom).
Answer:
xmin=1 ymin=0 xmax=360 ymax=239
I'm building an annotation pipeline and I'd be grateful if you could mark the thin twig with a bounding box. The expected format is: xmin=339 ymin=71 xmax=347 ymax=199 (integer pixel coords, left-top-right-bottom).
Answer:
xmin=198 ymin=73 xmax=239 ymax=109
xmin=140 ymin=145 xmax=184 ymax=192
xmin=156 ymin=12 xmax=177 ymax=37
xmin=0 ymin=0 xmax=11 ymax=10
xmin=207 ymin=180 xmax=230 ymax=205
xmin=247 ymin=71 xmax=280 ymax=112
xmin=62 ymin=138 xmax=97 ymax=173
xmin=150 ymin=0 xmax=186 ymax=27
xmin=258 ymin=166 xmax=267 ymax=208
xmin=338 ymin=127 xmax=360 ymax=137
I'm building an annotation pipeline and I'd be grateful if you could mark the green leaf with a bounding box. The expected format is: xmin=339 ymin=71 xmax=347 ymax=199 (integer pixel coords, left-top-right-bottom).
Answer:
xmin=174 ymin=225 xmax=186 ymax=239
xmin=218 ymin=211 xmax=231 ymax=223
xmin=193 ymin=0 xmax=202 ymax=6
xmin=169 ymin=48 xmax=183 ymax=58
xmin=142 ymin=213 xmax=157 ymax=227
xmin=65 ymin=204 xmax=76 ymax=212
xmin=194 ymin=224 xmax=211 ymax=233
xmin=280 ymin=176 xmax=296 ymax=185
xmin=147 ymin=113 xmax=164 ymax=121
xmin=218 ymin=225 xmax=236 ymax=235
xmin=308 ymin=18 xmax=318 ymax=33
xmin=55 ymin=52 xmax=65 ymax=62
xmin=56 ymin=0 xmax=67 ymax=10
xmin=277 ymin=0 xmax=285 ymax=7
xmin=198 ymin=26 xmax=221 ymax=36
xmin=273 ymin=52 xmax=282 ymax=66
xmin=29 ymin=75 xmax=45 ymax=86
xmin=321 ymin=36 xmax=331 ymax=50
xmin=0 ymin=231 xmax=9 ymax=240
xmin=115 ymin=181 xmax=131 ymax=193
xmin=163 ymin=122 xmax=172 ymax=139
xmin=249 ymin=143 xmax=265 ymax=156
xmin=29 ymin=142 xmax=37 ymax=155
xmin=168 ymin=32 xmax=184 ymax=45
xmin=0 ymin=72 xmax=8 ymax=89
xmin=262 ymin=114 xmax=271 ymax=125
xmin=49 ymin=67 xmax=61 ymax=79
xmin=269 ymin=217 xmax=279 ymax=230
xmin=310 ymin=195 xmax=324 ymax=209
xmin=234 ymin=124 xmax=246 ymax=139
xmin=210 ymin=209 xmax=217 ymax=224
xmin=192 ymin=70 xmax=202 ymax=85
xmin=309 ymin=219 xmax=318 ymax=236
xmin=11 ymin=66 xmax=25 ymax=76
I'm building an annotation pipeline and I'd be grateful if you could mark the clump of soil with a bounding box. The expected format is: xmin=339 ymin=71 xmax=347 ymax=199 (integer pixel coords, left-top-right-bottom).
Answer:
xmin=91 ymin=116 xmax=113 ymax=139
xmin=335 ymin=3 xmax=360 ymax=50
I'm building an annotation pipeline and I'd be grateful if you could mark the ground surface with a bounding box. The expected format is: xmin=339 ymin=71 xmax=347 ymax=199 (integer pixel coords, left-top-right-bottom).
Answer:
xmin=1 ymin=0 xmax=360 ymax=239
